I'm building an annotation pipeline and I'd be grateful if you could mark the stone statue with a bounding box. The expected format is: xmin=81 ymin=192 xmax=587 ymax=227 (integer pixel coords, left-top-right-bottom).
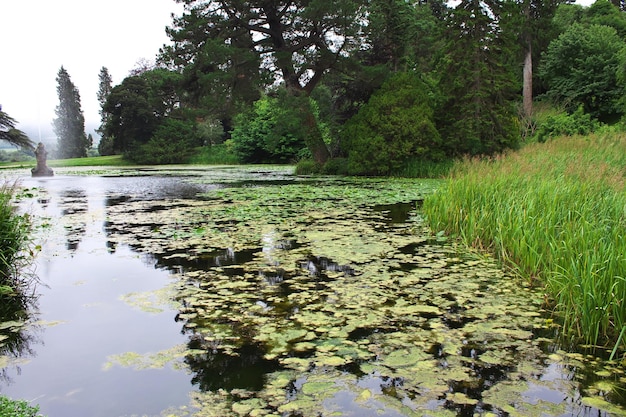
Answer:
xmin=31 ymin=142 xmax=54 ymax=177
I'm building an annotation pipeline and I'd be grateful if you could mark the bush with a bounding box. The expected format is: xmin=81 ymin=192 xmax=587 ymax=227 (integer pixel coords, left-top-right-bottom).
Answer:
xmin=187 ymin=143 xmax=240 ymax=165
xmin=321 ymin=158 xmax=349 ymax=175
xmin=341 ymin=72 xmax=442 ymax=176
xmin=0 ymin=396 xmax=41 ymax=417
xmin=294 ymin=159 xmax=321 ymax=175
xmin=231 ymin=91 xmax=320 ymax=164
xmin=533 ymin=106 xmax=599 ymax=142
xmin=127 ymin=119 xmax=200 ymax=164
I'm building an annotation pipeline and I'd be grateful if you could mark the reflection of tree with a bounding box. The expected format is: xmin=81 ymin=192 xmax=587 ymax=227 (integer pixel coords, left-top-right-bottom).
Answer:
xmin=184 ymin=335 xmax=279 ymax=392
xmin=58 ymin=189 xmax=87 ymax=251
xmin=0 ymin=289 xmax=39 ymax=384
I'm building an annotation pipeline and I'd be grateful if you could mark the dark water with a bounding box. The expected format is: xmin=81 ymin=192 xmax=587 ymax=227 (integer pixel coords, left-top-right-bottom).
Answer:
xmin=0 ymin=167 xmax=624 ymax=417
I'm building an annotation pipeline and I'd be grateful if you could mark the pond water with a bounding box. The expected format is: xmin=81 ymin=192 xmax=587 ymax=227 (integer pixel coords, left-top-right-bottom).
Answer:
xmin=0 ymin=166 xmax=624 ymax=417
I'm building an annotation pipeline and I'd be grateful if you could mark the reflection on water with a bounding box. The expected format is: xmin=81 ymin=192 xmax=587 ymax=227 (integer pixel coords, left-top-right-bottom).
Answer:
xmin=0 ymin=167 xmax=623 ymax=417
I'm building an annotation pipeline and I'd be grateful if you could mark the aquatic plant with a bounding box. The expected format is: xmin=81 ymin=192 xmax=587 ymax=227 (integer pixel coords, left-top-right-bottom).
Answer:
xmin=0 ymin=396 xmax=41 ymax=417
xmin=423 ymin=133 xmax=626 ymax=355
xmin=99 ymin=173 xmax=625 ymax=416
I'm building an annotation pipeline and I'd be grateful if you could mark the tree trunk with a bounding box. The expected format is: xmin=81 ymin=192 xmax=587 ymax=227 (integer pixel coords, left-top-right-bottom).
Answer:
xmin=522 ymin=42 xmax=533 ymax=118
xmin=288 ymin=88 xmax=330 ymax=165
xmin=300 ymin=97 xmax=330 ymax=165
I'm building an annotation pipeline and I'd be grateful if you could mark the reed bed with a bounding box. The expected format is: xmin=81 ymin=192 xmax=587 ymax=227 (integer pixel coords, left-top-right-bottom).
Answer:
xmin=423 ymin=133 xmax=626 ymax=354
xmin=0 ymin=183 xmax=31 ymax=289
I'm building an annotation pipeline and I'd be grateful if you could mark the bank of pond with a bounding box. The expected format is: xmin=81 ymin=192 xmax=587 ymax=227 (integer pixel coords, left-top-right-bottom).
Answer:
xmin=0 ymin=133 xmax=624 ymax=416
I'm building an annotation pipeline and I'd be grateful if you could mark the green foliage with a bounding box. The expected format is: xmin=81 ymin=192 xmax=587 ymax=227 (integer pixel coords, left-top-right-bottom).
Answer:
xmin=197 ymin=118 xmax=225 ymax=146
xmin=231 ymin=93 xmax=312 ymax=164
xmin=584 ymin=0 xmax=626 ymax=37
xmin=341 ymin=72 xmax=441 ymax=175
xmin=0 ymin=396 xmax=40 ymax=417
xmin=0 ymin=184 xmax=30 ymax=287
xmin=539 ymin=23 xmax=626 ymax=122
xmin=128 ymin=119 xmax=200 ymax=165
xmin=53 ymin=67 xmax=89 ymax=159
xmin=104 ymin=69 xmax=184 ymax=155
xmin=187 ymin=144 xmax=240 ymax=165
xmin=533 ymin=106 xmax=599 ymax=142
xmin=294 ymin=159 xmax=321 ymax=175
xmin=0 ymin=110 xmax=34 ymax=151
xmin=0 ymin=150 xmax=32 ymax=163
xmin=437 ymin=1 xmax=519 ymax=156
xmin=423 ymin=134 xmax=626 ymax=352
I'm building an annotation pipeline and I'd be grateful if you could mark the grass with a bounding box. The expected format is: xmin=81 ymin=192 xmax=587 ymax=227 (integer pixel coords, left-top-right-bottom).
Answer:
xmin=0 ymin=184 xmax=31 ymax=288
xmin=423 ymin=132 xmax=626 ymax=354
xmin=47 ymin=155 xmax=132 ymax=167
xmin=187 ymin=144 xmax=240 ymax=165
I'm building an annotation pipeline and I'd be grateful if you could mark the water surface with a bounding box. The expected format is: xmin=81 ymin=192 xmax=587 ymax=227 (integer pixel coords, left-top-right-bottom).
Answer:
xmin=0 ymin=166 xmax=624 ymax=417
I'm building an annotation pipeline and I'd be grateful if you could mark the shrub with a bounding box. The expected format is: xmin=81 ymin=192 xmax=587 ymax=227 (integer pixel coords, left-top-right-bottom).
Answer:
xmin=231 ymin=93 xmax=312 ymax=164
xmin=0 ymin=396 xmax=41 ymax=417
xmin=321 ymin=158 xmax=349 ymax=175
xmin=341 ymin=72 xmax=442 ymax=176
xmin=533 ymin=106 xmax=599 ymax=142
xmin=294 ymin=159 xmax=321 ymax=175
xmin=127 ymin=119 xmax=200 ymax=164
xmin=187 ymin=143 xmax=240 ymax=165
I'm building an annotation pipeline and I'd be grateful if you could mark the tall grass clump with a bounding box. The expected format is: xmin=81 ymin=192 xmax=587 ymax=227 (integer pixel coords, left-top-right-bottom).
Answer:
xmin=423 ymin=133 xmax=626 ymax=354
xmin=0 ymin=183 xmax=31 ymax=292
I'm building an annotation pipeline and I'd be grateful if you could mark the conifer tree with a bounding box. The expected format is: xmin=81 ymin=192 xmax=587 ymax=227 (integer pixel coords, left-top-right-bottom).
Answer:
xmin=53 ymin=66 xmax=89 ymax=158
xmin=437 ymin=0 xmax=519 ymax=156
xmin=0 ymin=106 xmax=34 ymax=150
xmin=97 ymin=66 xmax=115 ymax=155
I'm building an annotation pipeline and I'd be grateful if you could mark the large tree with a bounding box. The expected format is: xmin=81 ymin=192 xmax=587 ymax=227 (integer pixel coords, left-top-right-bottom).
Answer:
xmin=539 ymin=23 xmax=625 ymax=122
xmin=163 ymin=0 xmax=368 ymax=164
xmin=53 ymin=67 xmax=89 ymax=158
xmin=437 ymin=0 xmax=519 ymax=155
xmin=507 ymin=0 xmax=567 ymax=119
xmin=103 ymin=68 xmax=184 ymax=155
xmin=0 ymin=106 xmax=34 ymax=150
xmin=96 ymin=67 xmax=114 ymax=155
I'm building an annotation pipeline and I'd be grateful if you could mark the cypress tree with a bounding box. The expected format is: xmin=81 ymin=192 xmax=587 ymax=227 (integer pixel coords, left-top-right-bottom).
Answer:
xmin=53 ymin=66 xmax=89 ymax=158
xmin=97 ymin=66 xmax=115 ymax=155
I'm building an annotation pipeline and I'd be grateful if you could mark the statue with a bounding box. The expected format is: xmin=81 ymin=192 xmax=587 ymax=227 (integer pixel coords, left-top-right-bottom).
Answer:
xmin=31 ymin=142 xmax=54 ymax=177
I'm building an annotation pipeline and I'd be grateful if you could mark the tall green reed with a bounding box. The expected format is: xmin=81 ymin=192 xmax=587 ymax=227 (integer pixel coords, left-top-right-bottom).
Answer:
xmin=0 ymin=183 xmax=31 ymax=290
xmin=423 ymin=133 xmax=626 ymax=353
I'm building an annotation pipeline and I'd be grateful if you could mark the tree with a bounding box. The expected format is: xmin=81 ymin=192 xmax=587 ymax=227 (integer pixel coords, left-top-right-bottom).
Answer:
xmin=341 ymin=72 xmax=442 ymax=175
xmin=539 ymin=23 xmax=625 ymax=122
xmin=437 ymin=0 xmax=519 ymax=156
xmin=97 ymin=67 xmax=114 ymax=155
xmin=585 ymin=0 xmax=626 ymax=37
xmin=103 ymin=76 xmax=159 ymax=154
xmin=163 ymin=0 xmax=368 ymax=164
xmin=231 ymin=90 xmax=315 ymax=163
xmin=504 ymin=0 xmax=566 ymax=119
xmin=0 ymin=106 xmax=34 ymax=150
xmin=102 ymin=68 xmax=184 ymax=157
xmin=53 ymin=67 xmax=89 ymax=158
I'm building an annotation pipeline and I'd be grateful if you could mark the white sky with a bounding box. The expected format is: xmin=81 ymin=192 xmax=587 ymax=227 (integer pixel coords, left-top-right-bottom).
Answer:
xmin=0 ymin=0 xmax=596 ymax=144
xmin=0 ymin=0 xmax=183 ymax=142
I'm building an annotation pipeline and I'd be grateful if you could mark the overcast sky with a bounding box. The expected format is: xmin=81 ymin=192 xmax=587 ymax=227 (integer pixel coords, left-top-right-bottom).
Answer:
xmin=1 ymin=0 xmax=183 ymax=143
xmin=1 ymin=0 xmax=596 ymax=145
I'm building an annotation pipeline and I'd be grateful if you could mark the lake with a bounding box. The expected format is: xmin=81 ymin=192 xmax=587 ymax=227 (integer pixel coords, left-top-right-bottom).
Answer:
xmin=0 ymin=166 xmax=624 ymax=417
